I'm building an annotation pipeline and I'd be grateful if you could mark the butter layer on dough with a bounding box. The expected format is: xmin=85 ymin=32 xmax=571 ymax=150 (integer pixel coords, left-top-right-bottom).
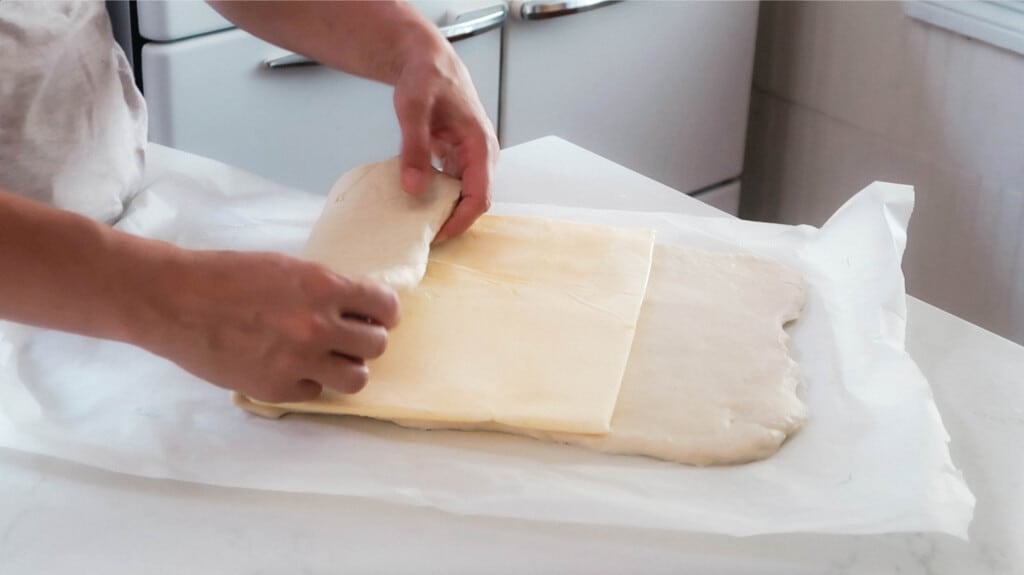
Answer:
xmin=302 ymin=158 xmax=460 ymax=289
xmin=391 ymin=244 xmax=808 ymax=466
xmin=240 ymin=214 xmax=656 ymax=435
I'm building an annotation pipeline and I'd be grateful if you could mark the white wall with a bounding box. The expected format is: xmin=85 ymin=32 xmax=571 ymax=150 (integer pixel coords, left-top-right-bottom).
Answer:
xmin=743 ymin=1 xmax=1024 ymax=344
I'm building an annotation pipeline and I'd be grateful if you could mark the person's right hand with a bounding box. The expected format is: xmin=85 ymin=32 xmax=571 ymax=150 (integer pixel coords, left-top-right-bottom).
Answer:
xmin=393 ymin=35 xmax=498 ymax=244
xmin=138 ymin=250 xmax=399 ymax=403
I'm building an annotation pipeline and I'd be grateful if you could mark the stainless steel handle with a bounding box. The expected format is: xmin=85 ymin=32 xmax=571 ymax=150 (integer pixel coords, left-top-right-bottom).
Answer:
xmin=264 ymin=52 xmax=318 ymax=69
xmin=264 ymin=4 xmax=508 ymax=69
xmin=516 ymin=0 xmax=621 ymax=20
xmin=441 ymin=3 xmax=508 ymax=41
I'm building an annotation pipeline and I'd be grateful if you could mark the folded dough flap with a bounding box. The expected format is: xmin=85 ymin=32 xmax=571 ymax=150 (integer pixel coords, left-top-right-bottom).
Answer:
xmin=240 ymin=164 xmax=656 ymax=435
xmin=302 ymin=158 xmax=461 ymax=290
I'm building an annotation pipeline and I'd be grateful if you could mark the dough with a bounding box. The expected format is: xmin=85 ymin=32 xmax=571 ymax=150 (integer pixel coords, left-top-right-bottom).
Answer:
xmin=393 ymin=245 xmax=808 ymax=466
xmin=241 ymin=214 xmax=656 ymax=435
xmin=302 ymin=158 xmax=461 ymax=289
xmin=238 ymin=158 xmax=806 ymax=463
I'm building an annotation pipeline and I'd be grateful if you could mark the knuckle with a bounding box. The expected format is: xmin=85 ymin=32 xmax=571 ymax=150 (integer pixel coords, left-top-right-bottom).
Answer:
xmin=473 ymin=122 xmax=491 ymax=142
xmin=304 ymin=314 xmax=333 ymax=342
xmin=250 ymin=384 xmax=297 ymax=405
xmin=467 ymin=123 xmax=492 ymax=150
xmin=344 ymin=276 xmax=374 ymax=300
xmin=330 ymin=272 xmax=357 ymax=296
xmin=267 ymin=348 xmax=301 ymax=378
xmin=300 ymin=264 xmax=340 ymax=299
xmin=350 ymin=279 xmax=400 ymax=326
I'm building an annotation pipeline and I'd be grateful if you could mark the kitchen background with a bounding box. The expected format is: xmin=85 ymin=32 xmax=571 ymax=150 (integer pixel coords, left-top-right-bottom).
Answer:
xmin=743 ymin=1 xmax=1024 ymax=346
xmin=109 ymin=1 xmax=1024 ymax=345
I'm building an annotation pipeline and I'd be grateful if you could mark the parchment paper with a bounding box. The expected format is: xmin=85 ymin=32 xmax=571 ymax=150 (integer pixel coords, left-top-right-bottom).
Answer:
xmin=0 ymin=145 xmax=974 ymax=537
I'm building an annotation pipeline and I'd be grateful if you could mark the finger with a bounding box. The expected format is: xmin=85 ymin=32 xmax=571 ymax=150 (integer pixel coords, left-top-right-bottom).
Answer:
xmin=432 ymin=140 xmax=460 ymax=176
xmin=435 ymin=148 xmax=492 ymax=242
xmin=429 ymin=140 xmax=446 ymax=171
xmin=333 ymin=277 xmax=401 ymax=329
xmin=317 ymin=357 xmax=370 ymax=395
xmin=294 ymin=378 xmax=325 ymax=401
xmin=331 ymin=318 xmax=389 ymax=360
xmin=248 ymin=378 xmax=323 ymax=404
xmin=395 ymin=93 xmax=433 ymax=195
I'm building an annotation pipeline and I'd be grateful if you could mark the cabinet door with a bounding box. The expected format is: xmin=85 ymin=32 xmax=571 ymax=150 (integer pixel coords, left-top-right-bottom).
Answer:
xmin=142 ymin=6 xmax=501 ymax=195
xmin=501 ymin=1 xmax=758 ymax=195
xmin=136 ymin=1 xmax=232 ymax=42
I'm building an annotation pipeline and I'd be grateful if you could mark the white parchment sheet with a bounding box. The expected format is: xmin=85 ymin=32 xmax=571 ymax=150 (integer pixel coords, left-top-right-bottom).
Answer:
xmin=0 ymin=145 xmax=974 ymax=537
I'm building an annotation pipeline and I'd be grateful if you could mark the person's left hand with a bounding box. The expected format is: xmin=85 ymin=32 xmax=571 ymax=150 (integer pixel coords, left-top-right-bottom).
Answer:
xmin=392 ymin=38 xmax=499 ymax=243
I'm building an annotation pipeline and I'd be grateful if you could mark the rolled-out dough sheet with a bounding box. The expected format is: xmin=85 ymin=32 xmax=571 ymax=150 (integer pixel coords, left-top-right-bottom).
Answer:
xmin=392 ymin=244 xmax=808 ymax=466
xmin=302 ymin=158 xmax=460 ymax=289
xmin=238 ymin=240 xmax=807 ymax=465
xmin=242 ymin=214 xmax=656 ymax=435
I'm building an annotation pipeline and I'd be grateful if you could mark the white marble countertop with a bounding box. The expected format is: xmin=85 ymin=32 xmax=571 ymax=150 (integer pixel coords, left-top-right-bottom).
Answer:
xmin=1 ymin=137 xmax=1021 ymax=574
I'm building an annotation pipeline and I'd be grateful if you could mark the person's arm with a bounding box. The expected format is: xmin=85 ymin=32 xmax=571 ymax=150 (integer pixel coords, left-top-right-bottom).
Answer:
xmin=0 ymin=189 xmax=398 ymax=402
xmin=209 ymin=0 xmax=498 ymax=241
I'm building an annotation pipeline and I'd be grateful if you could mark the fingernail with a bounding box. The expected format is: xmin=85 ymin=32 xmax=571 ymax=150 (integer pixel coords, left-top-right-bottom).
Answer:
xmin=402 ymin=167 xmax=426 ymax=194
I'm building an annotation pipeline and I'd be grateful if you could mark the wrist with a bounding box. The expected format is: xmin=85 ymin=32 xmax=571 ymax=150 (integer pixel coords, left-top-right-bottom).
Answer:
xmin=392 ymin=10 xmax=452 ymax=83
xmin=103 ymin=233 xmax=192 ymax=351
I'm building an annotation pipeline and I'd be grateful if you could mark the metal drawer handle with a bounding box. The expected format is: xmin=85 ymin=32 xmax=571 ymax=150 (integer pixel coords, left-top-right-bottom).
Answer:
xmin=264 ymin=3 xmax=508 ymax=69
xmin=515 ymin=0 xmax=621 ymax=20
xmin=441 ymin=3 xmax=509 ymax=41
xmin=264 ymin=52 xmax=317 ymax=69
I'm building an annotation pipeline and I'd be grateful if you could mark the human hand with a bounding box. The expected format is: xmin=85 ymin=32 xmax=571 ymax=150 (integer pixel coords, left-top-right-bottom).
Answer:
xmin=208 ymin=1 xmax=497 ymax=241
xmin=393 ymin=37 xmax=499 ymax=243
xmin=140 ymin=250 xmax=399 ymax=403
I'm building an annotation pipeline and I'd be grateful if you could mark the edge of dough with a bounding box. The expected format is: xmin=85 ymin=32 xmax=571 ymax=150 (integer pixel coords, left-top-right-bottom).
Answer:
xmin=301 ymin=158 xmax=461 ymax=290
xmin=236 ymin=247 xmax=809 ymax=468
xmin=234 ymin=392 xmax=289 ymax=419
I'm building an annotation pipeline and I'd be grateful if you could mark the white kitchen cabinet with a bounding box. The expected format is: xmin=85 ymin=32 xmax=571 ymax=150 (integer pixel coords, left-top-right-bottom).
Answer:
xmin=692 ymin=180 xmax=741 ymax=215
xmin=141 ymin=2 xmax=503 ymax=195
xmin=136 ymin=0 xmax=231 ymax=42
xmin=133 ymin=1 xmax=757 ymax=209
xmin=501 ymin=0 xmax=759 ymax=204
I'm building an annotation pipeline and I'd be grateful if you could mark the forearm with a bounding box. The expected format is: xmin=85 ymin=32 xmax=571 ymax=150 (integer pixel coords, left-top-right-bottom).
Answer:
xmin=208 ymin=0 xmax=445 ymax=85
xmin=0 ymin=190 xmax=179 ymax=344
